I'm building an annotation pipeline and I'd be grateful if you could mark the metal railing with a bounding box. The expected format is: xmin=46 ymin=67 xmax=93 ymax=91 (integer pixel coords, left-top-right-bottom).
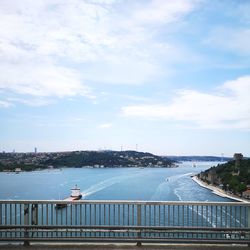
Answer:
xmin=0 ymin=200 xmax=250 ymax=245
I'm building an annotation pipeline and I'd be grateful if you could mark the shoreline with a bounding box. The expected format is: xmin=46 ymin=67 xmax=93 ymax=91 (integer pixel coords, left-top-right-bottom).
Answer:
xmin=192 ymin=175 xmax=249 ymax=203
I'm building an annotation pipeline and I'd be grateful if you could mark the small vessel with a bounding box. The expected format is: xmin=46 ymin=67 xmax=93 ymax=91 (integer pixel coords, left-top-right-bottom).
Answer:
xmin=15 ymin=168 xmax=22 ymax=174
xmin=70 ymin=184 xmax=82 ymax=199
xmin=56 ymin=184 xmax=82 ymax=209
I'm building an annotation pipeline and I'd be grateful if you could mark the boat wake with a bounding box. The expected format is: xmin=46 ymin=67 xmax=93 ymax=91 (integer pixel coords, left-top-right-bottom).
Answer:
xmin=151 ymin=173 xmax=194 ymax=201
xmin=81 ymin=178 xmax=119 ymax=198
xmin=167 ymin=172 xmax=193 ymax=182
xmin=150 ymin=182 xmax=169 ymax=200
xmin=81 ymin=172 xmax=141 ymax=198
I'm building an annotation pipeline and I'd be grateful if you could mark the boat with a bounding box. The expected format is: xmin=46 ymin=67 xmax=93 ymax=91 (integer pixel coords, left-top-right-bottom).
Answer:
xmin=15 ymin=168 xmax=22 ymax=174
xmin=55 ymin=184 xmax=82 ymax=209
xmin=70 ymin=184 xmax=82 ymax=199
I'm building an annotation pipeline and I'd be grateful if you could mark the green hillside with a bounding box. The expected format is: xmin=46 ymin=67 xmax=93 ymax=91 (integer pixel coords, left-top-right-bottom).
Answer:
xmin=199 ymin=159 xmax=250 ymax=195
xmin=0 ymin=150 xmax=174 ymax=171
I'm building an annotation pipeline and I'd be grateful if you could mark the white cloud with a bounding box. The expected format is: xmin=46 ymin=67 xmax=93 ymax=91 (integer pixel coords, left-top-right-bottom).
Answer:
xmin=0 ymin=0 xmax=200 ymax=105
xmin=7 ymin=97 xmax=53 ymax=107
xmin=0 ymin=100 xmax=12 ymax=108
xmin=0 ymin=0 xmax=101 ymax=102
xmin=98 ymin=123 xmax=113 ymax=129
xmin=122 ymin=76 xmax=250 ymax=130
xmin=0 ymin=61 xmax=92 ymax=98
xmin=132 ymin=0 xmax=199 ymax=24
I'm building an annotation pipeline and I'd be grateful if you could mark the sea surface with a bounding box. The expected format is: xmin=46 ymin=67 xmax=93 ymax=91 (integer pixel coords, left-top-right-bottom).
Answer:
xmin=0 ymin=161 xmax=232 ymax=202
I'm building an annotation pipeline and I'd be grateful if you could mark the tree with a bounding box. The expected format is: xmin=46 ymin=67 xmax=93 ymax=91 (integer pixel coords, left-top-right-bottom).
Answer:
xmin=237 ymin=183 xmax=247 ymax=195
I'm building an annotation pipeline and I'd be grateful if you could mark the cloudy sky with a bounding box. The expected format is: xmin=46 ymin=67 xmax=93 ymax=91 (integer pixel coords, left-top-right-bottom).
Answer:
xmin=0 ymin=0 xmax=249 ymax=156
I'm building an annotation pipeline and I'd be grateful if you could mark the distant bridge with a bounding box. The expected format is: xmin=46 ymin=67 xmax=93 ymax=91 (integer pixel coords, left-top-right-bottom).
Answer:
xmin=0 ymin=200 xmax=250 ymax=245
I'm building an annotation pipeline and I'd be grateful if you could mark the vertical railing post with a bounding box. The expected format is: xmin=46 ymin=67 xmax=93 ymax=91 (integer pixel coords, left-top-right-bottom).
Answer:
xmin=247 ymin=206 xmax=250 ymax=227
xmin=23 ymin=204 xmax=30 ymax=246
xmin=136 ymin=204 xmax=142 ymax=246
xmin=31 ymin=204 xmax=38 ymax=239
xmin=247 ymin=206 xmax=250 ymax=244
xmin=31 ymin=204 xmax=38 ymax=225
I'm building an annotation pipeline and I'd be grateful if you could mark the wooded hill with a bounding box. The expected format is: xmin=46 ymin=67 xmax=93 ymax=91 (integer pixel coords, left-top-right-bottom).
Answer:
xmin=198 ymin=159 xmax=250 ymax=194
xmin=0 ymin=150 xmax=174 ymax=171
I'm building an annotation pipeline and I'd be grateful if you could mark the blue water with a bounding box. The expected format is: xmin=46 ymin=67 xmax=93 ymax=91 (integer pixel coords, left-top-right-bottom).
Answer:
xmin=0 ymin=162 xmax=232 ymax=202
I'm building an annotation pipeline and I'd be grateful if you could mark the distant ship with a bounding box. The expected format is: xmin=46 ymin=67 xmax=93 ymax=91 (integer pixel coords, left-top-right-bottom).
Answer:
xmin=70 ymin=184 xmax=82 ymax=199
xmin=15 ymin=168 xmax=22 ymax=174
xmin=55 ymin=184 xmax=82 ymax=209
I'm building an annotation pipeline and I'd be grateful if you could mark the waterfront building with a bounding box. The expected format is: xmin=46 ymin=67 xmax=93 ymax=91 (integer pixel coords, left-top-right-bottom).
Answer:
xmin=242 ymin=189 xmax=250 ymax=199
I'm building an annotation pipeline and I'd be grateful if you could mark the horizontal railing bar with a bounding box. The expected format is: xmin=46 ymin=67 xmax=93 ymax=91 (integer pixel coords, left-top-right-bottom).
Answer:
xmin=1 ymin=225 xmax=249 ymax=231
xmin=2 ymin=231 xmax=247 ymax=236
xmin=1 ymin=229 xmax=248 ymax=236
xmin=0 ymin=200 xmax=249 ymax=206
xmin=1 ymin=237 xmax=249 ymax=244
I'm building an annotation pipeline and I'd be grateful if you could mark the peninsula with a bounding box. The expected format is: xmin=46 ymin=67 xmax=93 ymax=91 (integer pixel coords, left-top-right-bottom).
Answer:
xmin=0 ymin=150 xmax=174 ymax=171
xmin=195 ymin=153 xmax=250 ymax=201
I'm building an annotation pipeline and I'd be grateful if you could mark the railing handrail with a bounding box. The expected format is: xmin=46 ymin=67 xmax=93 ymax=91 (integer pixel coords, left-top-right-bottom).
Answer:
xmin=1 ymin=225 xmax=250 ymax=231
xmin=0 ymin=199 xmax=249 ymax=206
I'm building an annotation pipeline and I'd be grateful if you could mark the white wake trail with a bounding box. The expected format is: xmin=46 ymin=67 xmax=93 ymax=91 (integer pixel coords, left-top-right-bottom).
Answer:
xmin=81 ymin=177 xmax=120 ymax=198
xmin=81 ymin=172 xmax=140 ymax=198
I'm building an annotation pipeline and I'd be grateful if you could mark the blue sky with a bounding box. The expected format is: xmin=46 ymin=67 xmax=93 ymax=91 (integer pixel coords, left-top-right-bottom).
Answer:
xmin=0 ymin=0 xmax=249 ymax=156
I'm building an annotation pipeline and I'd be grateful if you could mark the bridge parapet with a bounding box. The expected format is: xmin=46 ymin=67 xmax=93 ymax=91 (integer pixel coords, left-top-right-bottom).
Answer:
xmin=0 ymin=200 xmax=250 ymax=245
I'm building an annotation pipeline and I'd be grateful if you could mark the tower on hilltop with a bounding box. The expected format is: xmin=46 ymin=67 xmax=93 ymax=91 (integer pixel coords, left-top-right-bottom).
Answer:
xmin=233 ymin=153 xmax=243 ymax=167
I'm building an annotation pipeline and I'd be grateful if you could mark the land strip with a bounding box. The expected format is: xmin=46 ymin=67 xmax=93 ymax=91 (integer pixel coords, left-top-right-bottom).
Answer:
xmin=192 ymin=176 xmax=249 ymax=203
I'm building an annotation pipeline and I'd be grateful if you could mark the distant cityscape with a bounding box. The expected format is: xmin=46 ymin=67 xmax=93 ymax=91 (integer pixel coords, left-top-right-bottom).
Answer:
xmin=0 ymin=147 xmax=236 ymax=172
xmin=0 ymin=150 xmax=175 ymax=171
